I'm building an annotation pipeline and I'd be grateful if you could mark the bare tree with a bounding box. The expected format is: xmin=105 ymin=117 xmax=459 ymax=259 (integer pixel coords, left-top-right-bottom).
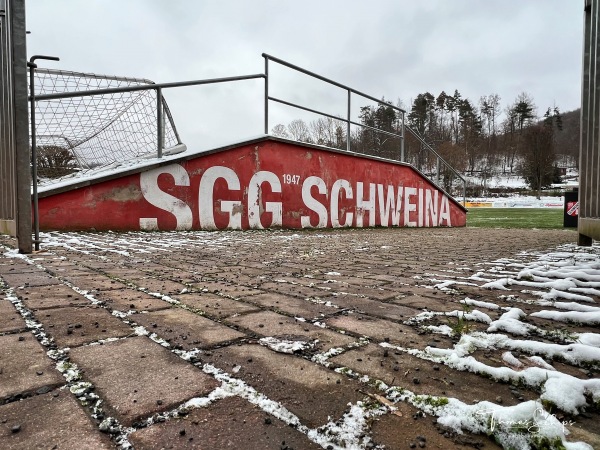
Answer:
xmin=37 ymin=145 xmax=78 ymax=178
xmin=520 ymin=124 xmax=555 ymax=199
xmin=309 ymin=118 xmax=328 ymax=145
xmin=287 ymin=119 xmax=311 ymax=142
xmin=271 ymin=123 xmax=289 ymax=139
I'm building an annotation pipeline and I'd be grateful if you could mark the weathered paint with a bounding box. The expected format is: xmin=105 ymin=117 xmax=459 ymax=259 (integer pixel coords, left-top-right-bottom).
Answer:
xmin=38 ymin=139 xmax=466 ymax=231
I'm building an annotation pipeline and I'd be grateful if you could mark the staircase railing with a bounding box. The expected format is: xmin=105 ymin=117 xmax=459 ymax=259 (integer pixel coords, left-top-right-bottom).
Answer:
xmin=262 ymin=53 xmax=466 ymax=204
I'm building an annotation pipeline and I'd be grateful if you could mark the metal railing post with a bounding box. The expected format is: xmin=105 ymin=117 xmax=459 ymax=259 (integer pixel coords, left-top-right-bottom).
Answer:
xmin=346 ymin=90 xmax=351 ymax=152
xmin=264 ymin=56 xmax=269 ymax=135
xmin=400 ymin=112 xmax=405 ymax=162
xmin=156 ymin=87 xmax=163 ymax=158
xmin=436 ymin=157 xmax=441 ymax=184
xmin=28 ymin=54 xmax=59 ymax=252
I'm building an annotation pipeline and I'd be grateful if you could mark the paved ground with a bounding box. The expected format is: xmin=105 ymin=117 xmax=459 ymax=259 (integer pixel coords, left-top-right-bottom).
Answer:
xmin=0 ymin=227 xmax=598 ymax=449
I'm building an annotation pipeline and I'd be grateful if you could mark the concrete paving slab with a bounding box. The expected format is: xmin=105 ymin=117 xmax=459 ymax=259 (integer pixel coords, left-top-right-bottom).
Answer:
xmin=0 ymin=259 xmax=38 ymax=275
xmin=35 ymin=305 xmax=133 ymax=348
xmin=325 ymin=295 xmax=418 ymax=321
xmin=329 ymin=344 xmax=537 ymax=406
xmin=0 ymin=389 xmax=113 ymax=449
xmin=128 ymin=395 xmax=322 ymax=450
xmin=380 ymin=284 xmax=443 ymax=300
xmin=390 ymin=294 xmax=465 ymax=313
xmin=224 ymin=310 xmax=356 ymax=351
xmin=174 ymin=291 xmax=260 ymax=318
xmin=204 ymin=344 xmax=364 ymax=428
xmin=68 ymin=336 xmax=219 ymax=427
xmin=325 ymin=313 xmax=444 ymax=348
xmin=0 ymin=271 xmax=61 ymax=288
xmin=130 ymin=307 xmax=246 ymax=350
xmin=17 ymin=284 xmax=91 ymax=310
xmin=240 ymin=291 xmax=338 ymax=320
xmin=30 ymin=259 xmax=93 ymax=276
xmin=93 ymin=288 xmax=172 ymax=312
xmin=191 ymin=280 xmax=263 ymax=298
xmin=116 ymin=276 xmax=188 ymax=295
xmin=256 ymin=281 xmax=328 ymax=300
xmin=0 ymin=299 xmax=26 ymax=333
xmin=317 ymin=274 xmax=389 ymax=287
xmin=60 ymin=274 xmax=129 ymax=292
xmin=0 ymin=332 xmax=64 ymax=402
xmin=370 ymin=406 xmax=503 ymax=449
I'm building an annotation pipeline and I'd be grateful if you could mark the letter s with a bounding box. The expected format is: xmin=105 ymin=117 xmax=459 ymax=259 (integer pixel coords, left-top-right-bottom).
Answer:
xmin=301 ymin=176 xmax=328 ymax=228
xmin=139 ymin=164 xmax=193 ymax=231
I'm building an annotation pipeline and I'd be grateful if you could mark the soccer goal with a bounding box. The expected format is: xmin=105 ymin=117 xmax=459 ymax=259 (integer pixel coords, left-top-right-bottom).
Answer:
xmin=31 ymin=68 xmax=183 ymax=180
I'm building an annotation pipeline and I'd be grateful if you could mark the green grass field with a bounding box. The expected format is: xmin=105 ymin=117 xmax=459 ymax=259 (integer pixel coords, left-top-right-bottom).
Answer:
xmin=466 ymin=208 xmax=570 ymax=229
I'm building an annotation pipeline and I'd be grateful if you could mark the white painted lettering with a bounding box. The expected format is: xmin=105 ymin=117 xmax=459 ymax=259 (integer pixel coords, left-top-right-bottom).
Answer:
xmin=404 ymin=187 xmax=417 ymax=227
xmin=139 ymin=164 xmax=193 ymax=231
xmin=439 ymin=195 xmax=452 ymax=226
xmin=378 ymin=184 xmax=402 ymax=226
xmin=356 ymin=182 xmax=376 ymax=227
xmin=425 ymin=189 xmax=438 ymax=227
xmin=199 ymin=166 xmax=242 ymax=230
xmin=331 ymin=179 xmax=354 ymax=228
xmin=301 ymin=176 xmax=328 ymax=228
xmin=418 ymin=188 xmax=424 ymax=227
xmin=248 ymin=171 xmax=282 ymax=229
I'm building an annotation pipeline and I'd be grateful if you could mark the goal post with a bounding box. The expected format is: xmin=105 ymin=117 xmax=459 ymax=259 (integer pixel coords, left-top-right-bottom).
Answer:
xmin=31 ymin=68 xmax=183 ymax=181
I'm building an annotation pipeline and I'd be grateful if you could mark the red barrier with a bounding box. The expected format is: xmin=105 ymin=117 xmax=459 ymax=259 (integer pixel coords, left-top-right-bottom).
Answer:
xmin=38 ymin=138 xmax=466 ymax=231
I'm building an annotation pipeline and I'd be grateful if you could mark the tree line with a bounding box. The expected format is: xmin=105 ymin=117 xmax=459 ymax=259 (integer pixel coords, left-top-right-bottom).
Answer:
xmin=271 ymin=90 xmax=579 ymax=197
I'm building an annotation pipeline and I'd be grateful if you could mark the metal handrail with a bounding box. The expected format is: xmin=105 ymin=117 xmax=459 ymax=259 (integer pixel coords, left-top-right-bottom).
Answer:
xmin=405 ymin=127 xmax=467 ymax=204
xmin=262 ymin=53 xmax=465 ymax=204
xmin=262 ymin=53 xmax=406 ymax=114
xmin=406 ymin=127 xmax=465 ymax=181
xmin=33 ymin=73 xmax=266 ymax=101
xmin=263 ymin=53 xmax=406 ymax=158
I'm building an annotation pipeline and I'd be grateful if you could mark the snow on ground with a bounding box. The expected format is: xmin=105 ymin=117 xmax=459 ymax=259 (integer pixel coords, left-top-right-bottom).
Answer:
xmin=3 ymin=232 xmax=600 ymax=450
xmin=466 ymin=194 xmax=566 ymax=208
xmin=395 ymin=241 xmax=600 ymax=449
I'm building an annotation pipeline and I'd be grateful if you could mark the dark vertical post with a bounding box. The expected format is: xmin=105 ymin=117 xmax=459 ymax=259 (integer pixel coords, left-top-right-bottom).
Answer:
xmin=346 ymin=90 xmax=351 ymax=152
xmin=264 ymin=56 xmax=269 ymax=135
xmin=28 ymin=55 xmax=59 ymax=252
xmin=579 ymin=0 xmax=596 ymax=246
xmin=157 ymin=87 xmax=163 ymax=158
xmin=400 ymin=111 xmax=405 ymax=162
xmin=11 ymin=0 xmax=31 ymax=253
xmin=28 ymin=60 xmax=38 ymax=250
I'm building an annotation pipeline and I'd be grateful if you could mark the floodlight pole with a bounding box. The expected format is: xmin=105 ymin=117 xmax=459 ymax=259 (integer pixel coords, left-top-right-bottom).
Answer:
xmin=28 ymin=54 xmax=59 ymax=251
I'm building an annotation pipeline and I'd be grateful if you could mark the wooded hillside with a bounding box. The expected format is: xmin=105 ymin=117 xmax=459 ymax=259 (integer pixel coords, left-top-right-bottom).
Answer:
xmin=272 ymin=91 xmax=580 ymax=195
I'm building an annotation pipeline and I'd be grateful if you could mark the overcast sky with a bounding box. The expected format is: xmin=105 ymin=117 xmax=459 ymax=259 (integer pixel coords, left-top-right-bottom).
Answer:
xmin=26 ymin=1 xmax=584 ymax=150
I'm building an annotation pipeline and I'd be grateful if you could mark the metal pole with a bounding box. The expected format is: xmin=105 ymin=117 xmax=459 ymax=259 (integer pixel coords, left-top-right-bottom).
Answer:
xmin=264 ymin=56 xmax=269 ymax=135
xmin=157 ymin=87 xmax=163 ymax=158
xmin=28 ymin=55 xmax=59 ymax=251
xmin=400 ymin=111 xmax=405 ymax=162
xmin=347 ymin=90 xmax=351 ymax=152
xmin=436 ymin=158 xmax=441 ymax=185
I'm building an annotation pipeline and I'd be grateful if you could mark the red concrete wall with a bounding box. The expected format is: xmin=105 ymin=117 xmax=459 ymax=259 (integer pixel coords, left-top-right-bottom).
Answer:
xmin=38 ymin=139 xmax=466 ymax=231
